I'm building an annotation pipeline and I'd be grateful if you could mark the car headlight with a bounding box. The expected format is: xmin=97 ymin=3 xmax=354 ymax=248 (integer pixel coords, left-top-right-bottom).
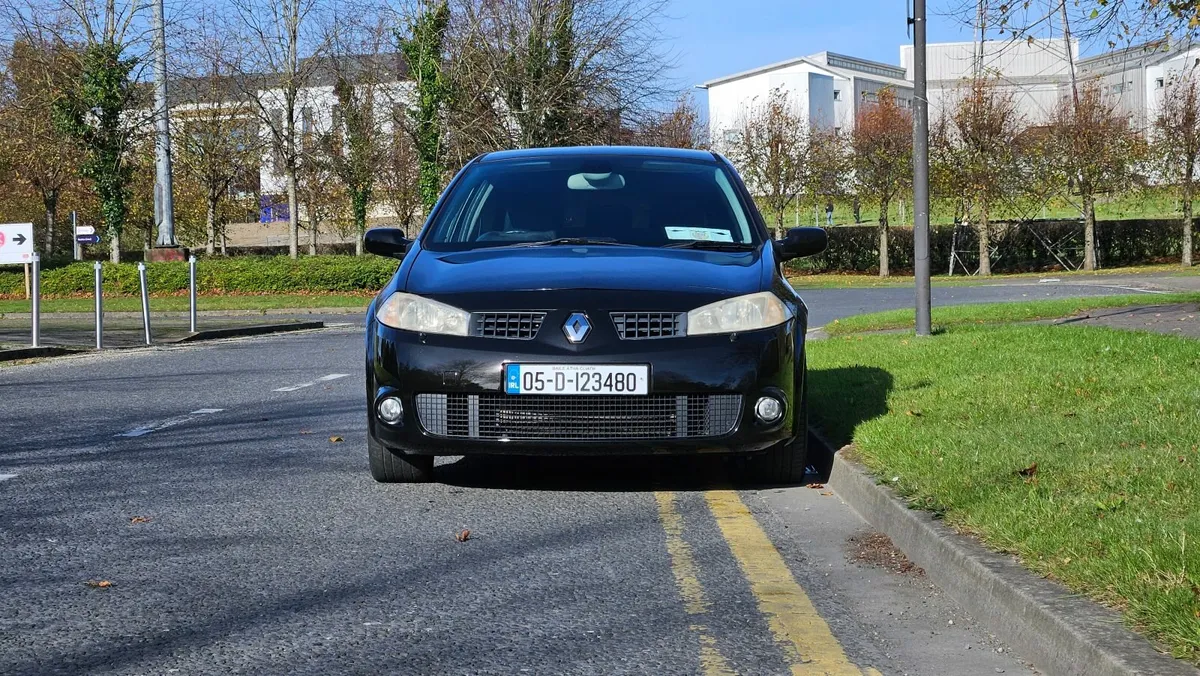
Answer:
xmin=687 ymin=292 xmax=792 ymax=336
xmin=376 ymin=292 xmax=469 ymax=336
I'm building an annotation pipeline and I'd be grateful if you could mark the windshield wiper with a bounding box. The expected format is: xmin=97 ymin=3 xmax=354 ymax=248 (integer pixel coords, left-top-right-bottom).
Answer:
xmin=511 ymin=237 xmax=634 ymax=248
xmin=662 ymin=240 xmax=756 ymax=250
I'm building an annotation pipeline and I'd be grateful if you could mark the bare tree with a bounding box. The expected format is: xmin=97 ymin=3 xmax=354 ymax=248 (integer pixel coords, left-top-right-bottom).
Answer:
xmin=173 ymin=11 xmax=263 ymax=255
xmin=228 ymin=0 xmax=327 ymax=258
xmin=630 ymin=93 xmax=706 ymax=148
xmin=450 ymin=0 xmax=675 ymax=150
xmin=937 ymin=77 xmax=1023 ymax=276
xmin=727 ymin=87 xmax=808 ymax=239
xmin=851 ymin=87 xmax=912 ymax=277
xmin=377 ymin=112 xmax=421 ymax=237
xmin=1153 ymin=67 xmax=1200 ymax=267
xmin=1050 ymin=81 xmax=1146 ymax=270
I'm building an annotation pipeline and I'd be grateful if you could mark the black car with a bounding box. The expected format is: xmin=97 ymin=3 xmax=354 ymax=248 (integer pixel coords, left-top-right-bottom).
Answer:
xmin=363 ymin=146 xmax=826 ymax=483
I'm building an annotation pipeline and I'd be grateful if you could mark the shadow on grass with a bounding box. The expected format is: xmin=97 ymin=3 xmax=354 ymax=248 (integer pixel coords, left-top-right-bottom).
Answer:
xmin=808 ymin=365 xmax=894 ymax=457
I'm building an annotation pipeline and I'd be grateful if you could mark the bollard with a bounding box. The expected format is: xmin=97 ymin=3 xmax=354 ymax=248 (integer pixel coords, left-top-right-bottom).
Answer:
xmin=137 ymin=261 xmax=151 ymax=345
xmin=30 ymin=254 xmax=40 ymax=347
xmin=188 ymin=255 xmax=197 ymax=333
xmin=94 ymin=261 xmax=104 ymax=349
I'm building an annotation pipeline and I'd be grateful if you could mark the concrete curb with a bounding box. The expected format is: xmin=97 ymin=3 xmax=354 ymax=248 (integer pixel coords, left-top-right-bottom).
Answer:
xmin=171 ymin=321 xmax=326 ymax=343
xmin=826 ymin=451 xmax=1199 ymax=676
xmin=0 ymin=346 xmax=83 ymax=362
xmin=0 ymin=307 xmax=363 ymax=320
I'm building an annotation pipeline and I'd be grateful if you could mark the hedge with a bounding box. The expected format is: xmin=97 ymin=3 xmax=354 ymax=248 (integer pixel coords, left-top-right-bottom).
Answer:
xmin=787 ymin=218 xmax=1199 ymax=275
xmin=0 ymin=255 xmax=400 ymax=298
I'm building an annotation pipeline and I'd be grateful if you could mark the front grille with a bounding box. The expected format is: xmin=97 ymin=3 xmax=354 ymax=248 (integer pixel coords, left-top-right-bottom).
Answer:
xmin=611 ymin=312 xmax=684 ymax=340
xmin=472 ymin=312 xmax=545 ymax=340
xmin=414 ymin=393 xmax=742 ymax=440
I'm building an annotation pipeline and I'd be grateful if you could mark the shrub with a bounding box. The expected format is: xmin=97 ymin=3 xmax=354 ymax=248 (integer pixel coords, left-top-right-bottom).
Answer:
xmin=0 ymin=255 xmax=401 ymax=298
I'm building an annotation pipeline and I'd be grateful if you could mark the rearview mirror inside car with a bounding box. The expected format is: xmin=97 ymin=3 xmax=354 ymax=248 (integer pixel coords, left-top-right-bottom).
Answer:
xmin=364 ymin=228 xmax=411 ymax=258
xmin=776 ymin=227 xmax=828 ymax=262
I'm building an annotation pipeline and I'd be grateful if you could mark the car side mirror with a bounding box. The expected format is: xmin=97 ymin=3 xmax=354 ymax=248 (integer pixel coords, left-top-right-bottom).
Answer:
xmin=364 ymin=228 xmax=411 ymax=258
xmin=775 ymin=227 xmax=828 ymax=262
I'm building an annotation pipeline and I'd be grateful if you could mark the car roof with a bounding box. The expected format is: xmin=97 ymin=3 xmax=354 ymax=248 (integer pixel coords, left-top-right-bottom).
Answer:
xmin=477 ymin=145 xmax=720 ymax=164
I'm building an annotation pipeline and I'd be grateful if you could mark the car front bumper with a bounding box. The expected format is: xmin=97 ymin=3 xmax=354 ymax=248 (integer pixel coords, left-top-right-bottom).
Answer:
xmin=367 ymin=321 xmax=802 ymax=456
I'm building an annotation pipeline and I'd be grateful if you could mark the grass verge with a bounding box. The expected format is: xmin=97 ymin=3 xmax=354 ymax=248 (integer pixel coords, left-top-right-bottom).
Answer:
xmin=808 ymin=324 xmax=1200 ymax=662
xmin=0 ymin=293 xmax=371 ymax=314
xmin=822 ymin=293 xmax=1200 ymax=335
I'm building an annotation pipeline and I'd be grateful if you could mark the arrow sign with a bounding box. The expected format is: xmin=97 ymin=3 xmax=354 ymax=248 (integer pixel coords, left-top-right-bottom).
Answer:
xmin=0 ymin=223 xmax=34 ymax=265
xmin=76 ymin=234 xmax=101 ymax=244
xmin=75 ymin=225 xmax=96 ymax=236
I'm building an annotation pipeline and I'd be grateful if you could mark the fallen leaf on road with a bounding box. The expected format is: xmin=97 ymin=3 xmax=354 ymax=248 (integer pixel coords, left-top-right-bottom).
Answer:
xmin=1017 ymin=462 xmax=1038 ymax=477
xmin=329 ymin=436 xmax=343 ymax=443
xmin=299 ymin=430 xmax=313 ymax=435
xmin=455 ymin=529 xmax=471 ymax=542
xmin=805 ymin=483 xmax=825 ymax=489
xmin=129 ymin=516 xmax=151 ymax=524
xmin=819 ymin=491 xmax=834 ymax=496
xmin=85 ymin=580 xmax=113 ymax=588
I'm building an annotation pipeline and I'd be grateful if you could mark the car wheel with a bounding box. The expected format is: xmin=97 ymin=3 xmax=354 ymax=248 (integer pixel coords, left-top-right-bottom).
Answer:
xmin=368 ymin=434 xmax=434 ymax=483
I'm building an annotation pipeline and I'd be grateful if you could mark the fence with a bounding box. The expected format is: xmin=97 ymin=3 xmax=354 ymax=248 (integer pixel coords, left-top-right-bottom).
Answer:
xmin=786 ymin=218 xmax=1198 ymax=275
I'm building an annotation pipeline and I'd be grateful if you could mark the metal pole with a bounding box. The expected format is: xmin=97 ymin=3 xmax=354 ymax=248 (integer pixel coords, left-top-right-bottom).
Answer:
xmin=72 ymin=211 xmax=80 ymax=261
xmin=30 ymin=254 xmax=40 ymax=347
xmin=913 ymin=0 xmax=932 ymax=336
xmin=151 ymin=0 xmax=176 ymax=247
xmin=188 ymin=255 xmax=197 ymax=332
xmin=94 ymin=261 xmax=103 ymax=349
xmin=138 ymin=262 xmax=152 ymax=345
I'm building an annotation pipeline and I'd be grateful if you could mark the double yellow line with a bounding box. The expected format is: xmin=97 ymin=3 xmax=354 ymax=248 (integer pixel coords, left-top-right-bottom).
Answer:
xmin=656 ymin=490 xmax=882 ymax=676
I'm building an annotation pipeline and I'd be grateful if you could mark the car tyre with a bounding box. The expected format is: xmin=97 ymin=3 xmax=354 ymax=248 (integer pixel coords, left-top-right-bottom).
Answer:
xmin=368 ymin=434 xmax=434 ymax=483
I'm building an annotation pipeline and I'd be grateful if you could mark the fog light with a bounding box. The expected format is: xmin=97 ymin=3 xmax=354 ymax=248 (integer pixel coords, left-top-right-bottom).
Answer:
xmin=378 ymin=396 xmax=404 ymax=423
xmin=754 ymin=396 xmax=784 ymax=423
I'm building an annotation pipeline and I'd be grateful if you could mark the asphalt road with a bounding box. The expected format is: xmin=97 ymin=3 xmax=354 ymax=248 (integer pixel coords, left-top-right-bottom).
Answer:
xmin=0 ymin=326 xmax=1042 ymax=675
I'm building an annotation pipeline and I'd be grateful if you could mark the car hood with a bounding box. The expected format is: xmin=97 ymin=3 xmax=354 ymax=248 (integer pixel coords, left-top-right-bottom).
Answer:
xmin=404 ymin=246 xmax=765 ymax=297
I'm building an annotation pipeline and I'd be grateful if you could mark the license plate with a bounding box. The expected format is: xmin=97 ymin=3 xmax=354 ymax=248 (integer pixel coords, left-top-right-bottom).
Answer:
xmin=505 ymin=364 xmax=649 ymax=395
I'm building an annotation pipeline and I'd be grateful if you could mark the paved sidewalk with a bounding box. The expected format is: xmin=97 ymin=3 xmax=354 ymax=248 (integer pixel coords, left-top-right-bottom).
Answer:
xmin=1056 ymin=302 xmax=1200 ymax=338
xmin=0 ymin=313 xmax=351 ymax=350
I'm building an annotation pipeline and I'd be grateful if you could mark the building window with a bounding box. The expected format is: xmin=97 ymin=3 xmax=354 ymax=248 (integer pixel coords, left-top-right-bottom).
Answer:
xmin=833 ymin=89 xmax=842 ymax=101
xmin=1156 ymin=77 xmax=1165 ymax=88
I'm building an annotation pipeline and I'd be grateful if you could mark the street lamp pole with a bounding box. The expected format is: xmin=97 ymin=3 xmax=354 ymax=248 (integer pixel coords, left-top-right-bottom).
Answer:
xmin=152 ymin=0 xmax=177 ymax=248
xmin=912 ymin=0 xmax=932 ymax=336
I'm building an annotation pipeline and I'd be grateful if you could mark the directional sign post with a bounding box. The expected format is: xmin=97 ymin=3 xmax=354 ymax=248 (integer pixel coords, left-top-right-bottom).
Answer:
xmin=0 ymin=223 xmax=35 ymax=265
xmin=76 ymin=234 xmax=101 ymax=245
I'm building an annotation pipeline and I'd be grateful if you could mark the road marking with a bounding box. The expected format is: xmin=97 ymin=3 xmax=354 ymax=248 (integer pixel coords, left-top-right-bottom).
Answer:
xmin=654 ymin=492 xmax=734 ymax=676
xmin=0 ymin=473 xmax=17 ymax=482
xmin=115 ymin=409 xmax=225 ymax=438
xmin=273 ymin=373 xmax=350 ymax=392
xmin=705 ymin=490 xmax=867 ymax=676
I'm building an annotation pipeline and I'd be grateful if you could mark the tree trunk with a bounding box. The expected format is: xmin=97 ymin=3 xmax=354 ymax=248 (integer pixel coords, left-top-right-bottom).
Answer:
xmin=977 ymin=202 xmax=991 ymax=276
xmin=43 ymin=196 xmax=57 ymax=256
xmin=878 ymin=197 xmax=890 ymax=277
xmin=774 ymin=209 xmax=784 ymax=240
xmin=287 ymin=168 xmax=299 ymax=259
xmin=220 ymin=228 xmax=227 ymax=256
xmin=308 ymin=207 xmax=318 ymax=256
xmin=206 ymin=199 xmax=216 ymax=255
xmin=355 ymin=231 xmax=364 ymax=256
xmin=1183 ymin=180 xmax=1194 ymax=267
xmin=354 ymin=198 xmax=367 ymax=256
xmin=110 ymin=230 xmax=121 ymax=264
xmin=1083 ymin=193 xmax=1097 ymax=271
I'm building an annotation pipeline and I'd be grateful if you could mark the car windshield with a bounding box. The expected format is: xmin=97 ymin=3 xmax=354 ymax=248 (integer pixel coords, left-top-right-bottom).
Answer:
xmin=422 ymin=156 xmax=760 ymax=251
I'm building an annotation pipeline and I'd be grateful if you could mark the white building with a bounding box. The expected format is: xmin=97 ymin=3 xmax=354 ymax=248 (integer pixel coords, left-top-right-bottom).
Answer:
xmin=1077 ymin=38 xmax=1200 ymax=130
xmin=900 ymin=38 xmax=1077 ymax=126
xmin=698 ymin=51 xmax=914 ymax=151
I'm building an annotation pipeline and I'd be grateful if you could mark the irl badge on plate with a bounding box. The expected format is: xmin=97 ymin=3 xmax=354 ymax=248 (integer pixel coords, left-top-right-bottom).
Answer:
xmin=505 ymin=364 xmax=522 ymax=394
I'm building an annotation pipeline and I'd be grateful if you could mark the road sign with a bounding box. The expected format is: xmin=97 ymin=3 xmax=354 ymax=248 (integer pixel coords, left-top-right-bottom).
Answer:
xmin=76 ymin=234 xmax=101 ymax=245
xmin=0 ymin=223 xmax=34 ymax=265
xmin=75 ymin=224 xmax=95 ymax=236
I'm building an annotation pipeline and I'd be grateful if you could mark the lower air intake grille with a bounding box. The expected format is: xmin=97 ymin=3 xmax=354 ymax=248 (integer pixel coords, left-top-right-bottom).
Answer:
xmin=414 ymin=394 xmax=742 ymax=440
xmin=610 ymin=312 xmax=684 ymax=339
xmin=472 ymin=312 xmax=545 ymax=339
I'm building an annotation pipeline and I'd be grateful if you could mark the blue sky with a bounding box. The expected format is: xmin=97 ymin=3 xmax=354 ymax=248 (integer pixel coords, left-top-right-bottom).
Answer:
xmin=669 ymin=0 xmax=976 ymax=95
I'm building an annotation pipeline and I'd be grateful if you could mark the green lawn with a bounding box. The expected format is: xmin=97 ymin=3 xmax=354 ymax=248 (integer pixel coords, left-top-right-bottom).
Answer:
xmin=0 ymin=294 xmax=371 ymax=314
xmin=789 ymin=263 xmax=1200 ymax=290
xmin=809 ymin=324 xmax=1200 ymax=662
xmin=821 ymin=293 xmax=1200 ymax=335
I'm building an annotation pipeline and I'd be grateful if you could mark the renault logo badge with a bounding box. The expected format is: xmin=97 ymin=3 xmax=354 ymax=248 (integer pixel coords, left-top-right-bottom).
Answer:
xmin=563 ymin=313 xmax=591 ymax=343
